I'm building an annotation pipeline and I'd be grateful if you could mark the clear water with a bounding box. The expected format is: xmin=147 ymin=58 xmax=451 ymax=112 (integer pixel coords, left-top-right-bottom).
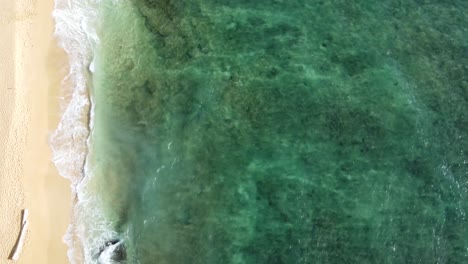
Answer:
xmin=74 ymin=0 xmax=468 ymax=263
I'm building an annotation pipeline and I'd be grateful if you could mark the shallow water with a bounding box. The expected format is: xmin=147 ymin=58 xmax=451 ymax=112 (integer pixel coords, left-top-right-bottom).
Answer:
xmin=73 ymin=0 xmax=468 ymax=263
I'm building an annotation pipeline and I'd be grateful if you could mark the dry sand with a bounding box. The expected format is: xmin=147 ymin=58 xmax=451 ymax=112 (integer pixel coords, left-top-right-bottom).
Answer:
xmin=0 ymin=0 xmax=71 ymax=263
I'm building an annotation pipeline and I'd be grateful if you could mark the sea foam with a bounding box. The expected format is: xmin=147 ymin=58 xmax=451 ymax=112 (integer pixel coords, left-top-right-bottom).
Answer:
xmin=51 ymin=0 xmax=118 ymax=263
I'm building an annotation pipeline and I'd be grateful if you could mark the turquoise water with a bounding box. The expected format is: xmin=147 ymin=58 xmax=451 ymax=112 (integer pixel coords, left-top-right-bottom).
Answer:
xmin=87 ymin=0 xmax=467 ymax=263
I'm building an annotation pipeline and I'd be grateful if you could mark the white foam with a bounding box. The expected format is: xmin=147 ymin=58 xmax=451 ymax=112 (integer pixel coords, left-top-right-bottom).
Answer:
xmin=51 ymin=0 xmax=118 ymax=263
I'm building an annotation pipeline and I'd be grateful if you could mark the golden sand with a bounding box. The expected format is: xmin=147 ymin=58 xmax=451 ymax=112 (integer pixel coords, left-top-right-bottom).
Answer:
xmin=0 ymin=0 xmax=71 ymax=263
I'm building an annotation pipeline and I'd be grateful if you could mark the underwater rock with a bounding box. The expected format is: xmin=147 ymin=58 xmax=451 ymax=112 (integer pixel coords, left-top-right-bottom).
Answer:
xmin=97 ymin=239 xmax=127 ymax=264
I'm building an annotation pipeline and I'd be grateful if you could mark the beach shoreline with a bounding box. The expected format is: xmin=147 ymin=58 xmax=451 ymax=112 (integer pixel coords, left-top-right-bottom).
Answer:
xmin=0 ymin=0 xmax=71 ymax=263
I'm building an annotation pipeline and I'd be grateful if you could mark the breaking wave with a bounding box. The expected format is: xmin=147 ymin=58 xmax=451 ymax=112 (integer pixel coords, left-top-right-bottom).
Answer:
xmin=50 ymin=0 xmax=119 ymax=263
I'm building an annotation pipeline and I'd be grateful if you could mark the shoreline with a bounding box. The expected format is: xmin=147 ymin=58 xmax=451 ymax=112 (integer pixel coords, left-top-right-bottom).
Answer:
xmin=0 ymin=0 xmax=71 ymax=263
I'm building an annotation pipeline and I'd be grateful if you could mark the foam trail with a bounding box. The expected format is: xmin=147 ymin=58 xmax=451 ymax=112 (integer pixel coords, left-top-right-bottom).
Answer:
xmin=51 ymin=0 xmax=118 ymax=263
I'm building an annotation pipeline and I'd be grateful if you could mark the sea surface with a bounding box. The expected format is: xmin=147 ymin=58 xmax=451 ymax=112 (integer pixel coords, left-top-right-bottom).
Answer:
xmin=52 ymin=0 xmax=468 ymax=263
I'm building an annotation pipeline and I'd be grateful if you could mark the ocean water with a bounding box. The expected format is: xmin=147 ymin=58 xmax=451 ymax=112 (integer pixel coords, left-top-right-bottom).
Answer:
xmin=52 ymin=0 xmax=468 ymax=263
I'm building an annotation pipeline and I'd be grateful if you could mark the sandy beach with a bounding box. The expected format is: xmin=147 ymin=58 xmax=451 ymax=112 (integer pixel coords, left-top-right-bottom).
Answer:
xmin=0 ymin=0 xmax=71 ymax=263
